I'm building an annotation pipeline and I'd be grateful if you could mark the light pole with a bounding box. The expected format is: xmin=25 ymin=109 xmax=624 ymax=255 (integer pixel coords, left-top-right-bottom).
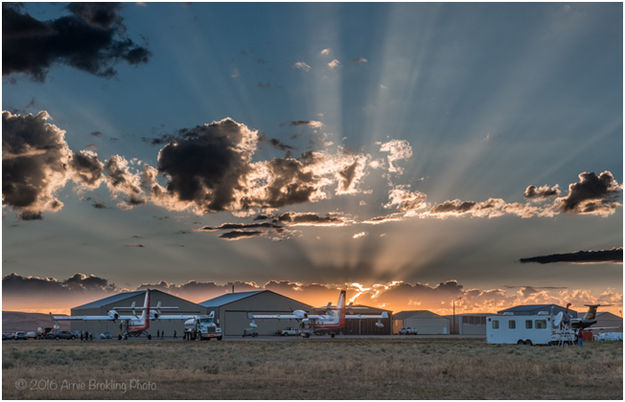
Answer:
xmin=452 ymin=296 xmax=462 ymax=335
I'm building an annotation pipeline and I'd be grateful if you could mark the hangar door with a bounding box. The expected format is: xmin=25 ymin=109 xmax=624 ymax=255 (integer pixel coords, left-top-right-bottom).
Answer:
xmin=404 ymin=317 xmax=450 ymax=335
xmin=223 ymin=311 xmax=301 ymax=336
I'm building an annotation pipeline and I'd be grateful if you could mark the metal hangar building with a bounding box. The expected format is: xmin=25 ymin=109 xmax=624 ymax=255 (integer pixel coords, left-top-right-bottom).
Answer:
xmin=69 ymin=290 xmax=204 ymax=337
xmin=392 ymin=310 xmax=451 ymax=335
xmin=199 ymin=290 xmax=312 ymax=336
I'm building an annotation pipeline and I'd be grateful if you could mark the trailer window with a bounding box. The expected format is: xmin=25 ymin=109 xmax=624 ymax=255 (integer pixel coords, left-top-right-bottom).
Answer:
xmin=535 ymin=320 xmax=547 ymax=329
xmin=525 ymin=320 xmax=532 ymax=329
xmin=492 ymin=320 xmax=499 ymax=329
xmin=508 ymin=320 xmax=516 ymax=329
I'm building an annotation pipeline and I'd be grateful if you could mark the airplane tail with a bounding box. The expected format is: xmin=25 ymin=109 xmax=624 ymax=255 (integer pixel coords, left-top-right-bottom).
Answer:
xmin=143 ymin=289 xmax=150 ymax=327
xmin=338 ymin=290 xmax=346 ymax=327
xmin=337 ymin=290 xmax=346 ymax=309
xmin=583 ymin=304 xmax=601 ymax=321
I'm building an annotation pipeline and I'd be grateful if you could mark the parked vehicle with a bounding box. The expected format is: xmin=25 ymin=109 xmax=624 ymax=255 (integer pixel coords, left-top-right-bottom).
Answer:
xmin=486 ymin=312 xmax=575 ymax=345
xmin=25 ymin=331 xmax=37 ymax=339
xmin=14 ymin=332 xmax=27 ymax=340
xmin=398 ymin=327 xmax=418 ymax=335
xmin=184 ymin=313 xmax=222 ymax=341
xmin=3 ymin=332 xmax=15 ymax=340
xmin=52 ymin=330 xmax=76 ymax=340
xmin=242 ymin=329 xmax=258 ymax=337
xmin=99 ymin=332 xmax=113 ymax=340
xmin=279 ymin=328 xmax=301 ymax=336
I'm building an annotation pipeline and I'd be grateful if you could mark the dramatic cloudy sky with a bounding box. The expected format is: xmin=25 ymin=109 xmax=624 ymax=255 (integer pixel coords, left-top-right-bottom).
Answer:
xmin=3 ymin=3 xmax=622 ymax=315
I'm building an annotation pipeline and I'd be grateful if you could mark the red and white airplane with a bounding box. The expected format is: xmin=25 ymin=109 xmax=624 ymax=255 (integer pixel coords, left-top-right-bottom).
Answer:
xmin=249 ymin=290 xmax=388 ymax=337
xmin=52 ymin=289 xmax=197 ymax=340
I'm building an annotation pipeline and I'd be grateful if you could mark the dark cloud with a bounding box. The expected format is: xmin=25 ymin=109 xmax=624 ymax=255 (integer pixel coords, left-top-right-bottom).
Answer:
xmin=3 ymin=3 xmax=150 ymax=81
xmin=154 ymin=118 xmax=257 ymax=213
xmin=520 ymin=247 xmax=623 ymax=264
xmin=555 ymin=171 xmax=621 ymax=216
xmin=277 ymin=212 xmax=346 ymax=226
xmin=70 ymin=150 xmax=104 ymax=187
xmin=430 ymin=200 xmax=476 ymax=214
xmin=504 ymin=285 xmax=568 ymax=290
xmin=524 ymin=184 xmax=560 ymax=199
xmin=19 ymin=211 xmax=43 ymax=221
xmin=287 ymin=120 xmax=323 ymax=128
xmin=200 ymin=222 xmax=281 ymax=231
xmin=268 ymin=138 xmax=294 ymax=151
xmin=219 ymin=230 xmax=264 ymax=240
xmin=141 ymin=135 xmax=174 ymax=146
xmin=103 ymin=155 xmax=146 ymax=209
xmin=3 ymin=111 xmax=72 ymax=219
xmin=255 ymin=158 xmax=317 ymax=208
xmin=3 ymin=272 xmax=116 ymax=295
xmin=339 ymin=161 xmax=358 ymax=191
xmin=258 ymin=132 xmax=294 ymax=152
xmin=84 ymin=196 xmax=108 ymax=209
xmin=66 ymin=3 xmax=122 ymax=29
xmin=137 ymin=280 xmax=260 ymax=301
xmin=200 ymin=211 xmax=347 ymax=241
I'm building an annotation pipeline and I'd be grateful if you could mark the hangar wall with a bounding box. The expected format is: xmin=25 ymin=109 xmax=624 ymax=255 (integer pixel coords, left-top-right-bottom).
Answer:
xmin=70 ymin=290 xmax=204 ymax=338
xmin=202 ymin=291 xmax=312 ymax=336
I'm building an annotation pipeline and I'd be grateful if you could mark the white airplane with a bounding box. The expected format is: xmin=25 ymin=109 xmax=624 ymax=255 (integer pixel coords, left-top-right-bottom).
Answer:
xmin=51 ymin=289 xmax=198 ymax=340
xmin=249 ymin=290 xmax=388 ymax=338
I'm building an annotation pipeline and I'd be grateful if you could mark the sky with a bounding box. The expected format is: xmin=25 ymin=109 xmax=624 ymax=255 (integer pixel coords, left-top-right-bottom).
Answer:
xmin=2 ymin=2 xmax=623 ymax=315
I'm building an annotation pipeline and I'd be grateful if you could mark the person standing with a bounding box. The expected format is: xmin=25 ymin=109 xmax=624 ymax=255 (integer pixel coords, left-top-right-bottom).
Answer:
xmin=577 ymin=328 xmax=584 ymax=346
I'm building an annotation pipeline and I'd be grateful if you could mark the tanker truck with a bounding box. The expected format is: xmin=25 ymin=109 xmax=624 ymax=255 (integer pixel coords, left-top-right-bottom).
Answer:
xmin=183 ymin=312 xmax=222 ymax=340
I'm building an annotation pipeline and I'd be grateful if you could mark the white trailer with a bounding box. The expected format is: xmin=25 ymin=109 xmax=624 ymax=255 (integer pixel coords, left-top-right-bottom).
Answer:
xmin=486 ymin=312 xmax=576 ymax=345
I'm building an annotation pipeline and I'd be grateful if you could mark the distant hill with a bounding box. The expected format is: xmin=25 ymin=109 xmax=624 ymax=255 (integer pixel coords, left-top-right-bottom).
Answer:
xmin=2 ymin=311 xmax=70 ymax=332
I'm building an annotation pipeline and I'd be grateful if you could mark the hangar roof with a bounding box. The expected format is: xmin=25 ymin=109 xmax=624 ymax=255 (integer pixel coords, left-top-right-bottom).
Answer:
xmin=393 ymin=310 xmax=443 ymax=320
xmin=199 ymin=290 xmax=264 ymax=307
xmin=73 ymin=290 xmax=145 ymax=310
xmin=497 ymin=304 xmax=578 ymax=316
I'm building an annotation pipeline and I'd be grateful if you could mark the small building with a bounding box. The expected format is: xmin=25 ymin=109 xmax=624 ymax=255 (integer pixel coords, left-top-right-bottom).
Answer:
xmin=588 ymin=312 xmax=623 ymax=335
xmin=70 ymin=290 xmax=204 ymax=337
xmin=392 ymin=310 xmax=450 ymax=335
xmin=444 ymin=313 xmax=489 ymax=336
xmin=199 ymin=290 xmax=311 ymax=336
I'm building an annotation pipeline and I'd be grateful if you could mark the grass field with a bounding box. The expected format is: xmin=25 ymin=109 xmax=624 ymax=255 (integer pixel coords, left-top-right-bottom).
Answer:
xmin=2 ymin=337 xmax=622 ymax=399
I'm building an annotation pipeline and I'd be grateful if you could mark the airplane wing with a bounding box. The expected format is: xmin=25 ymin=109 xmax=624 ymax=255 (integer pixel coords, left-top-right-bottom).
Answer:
xmin=249 ymin=313 xmax=325 ymax=320
xmin=154 ymin=315 xmax=199 ymax=320
xmin=51 ymin=313 xmax=137 ymax=321
xmin=586 ymin=326 xmax=623 ymax=330
xmin=251 ymin=314 xmax=301 ymax=319
xmin=345 ymin=312 xmax=389 ymax=319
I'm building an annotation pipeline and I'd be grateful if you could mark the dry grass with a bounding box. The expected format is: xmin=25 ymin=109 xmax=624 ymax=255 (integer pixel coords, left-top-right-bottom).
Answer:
xmin=2 ymin=338 xmax=622 ymax=399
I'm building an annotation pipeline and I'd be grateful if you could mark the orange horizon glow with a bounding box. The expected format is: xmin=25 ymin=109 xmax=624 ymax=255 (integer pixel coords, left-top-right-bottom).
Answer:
xmin=3 ymin=283 xmax=622 ymax=317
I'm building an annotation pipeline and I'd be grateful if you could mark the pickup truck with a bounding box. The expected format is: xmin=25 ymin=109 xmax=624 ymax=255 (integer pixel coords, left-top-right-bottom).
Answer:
xmin=279 ymin=328 xmax=301 ymax=336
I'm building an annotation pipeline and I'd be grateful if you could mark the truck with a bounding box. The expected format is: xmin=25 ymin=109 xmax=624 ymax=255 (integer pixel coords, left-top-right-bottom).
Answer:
xmin=278 ymin=327 xmax=300 ymax=336
xmin=184 ymin=312 xmax=222 ymax=341
xmin=486 ymin=311 xmax=576 ymax=345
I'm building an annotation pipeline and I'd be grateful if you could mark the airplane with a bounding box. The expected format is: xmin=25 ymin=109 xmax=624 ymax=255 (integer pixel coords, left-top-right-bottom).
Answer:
xmin=555 ymin=303 xmax=614 ymax=331
xmin=51 ymin=289 xmax=198 ymax=340
xmin=248 ymin=290 xmax=388 ymax=338
xmin=568 ymin=304 xmax=611 ymax=330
